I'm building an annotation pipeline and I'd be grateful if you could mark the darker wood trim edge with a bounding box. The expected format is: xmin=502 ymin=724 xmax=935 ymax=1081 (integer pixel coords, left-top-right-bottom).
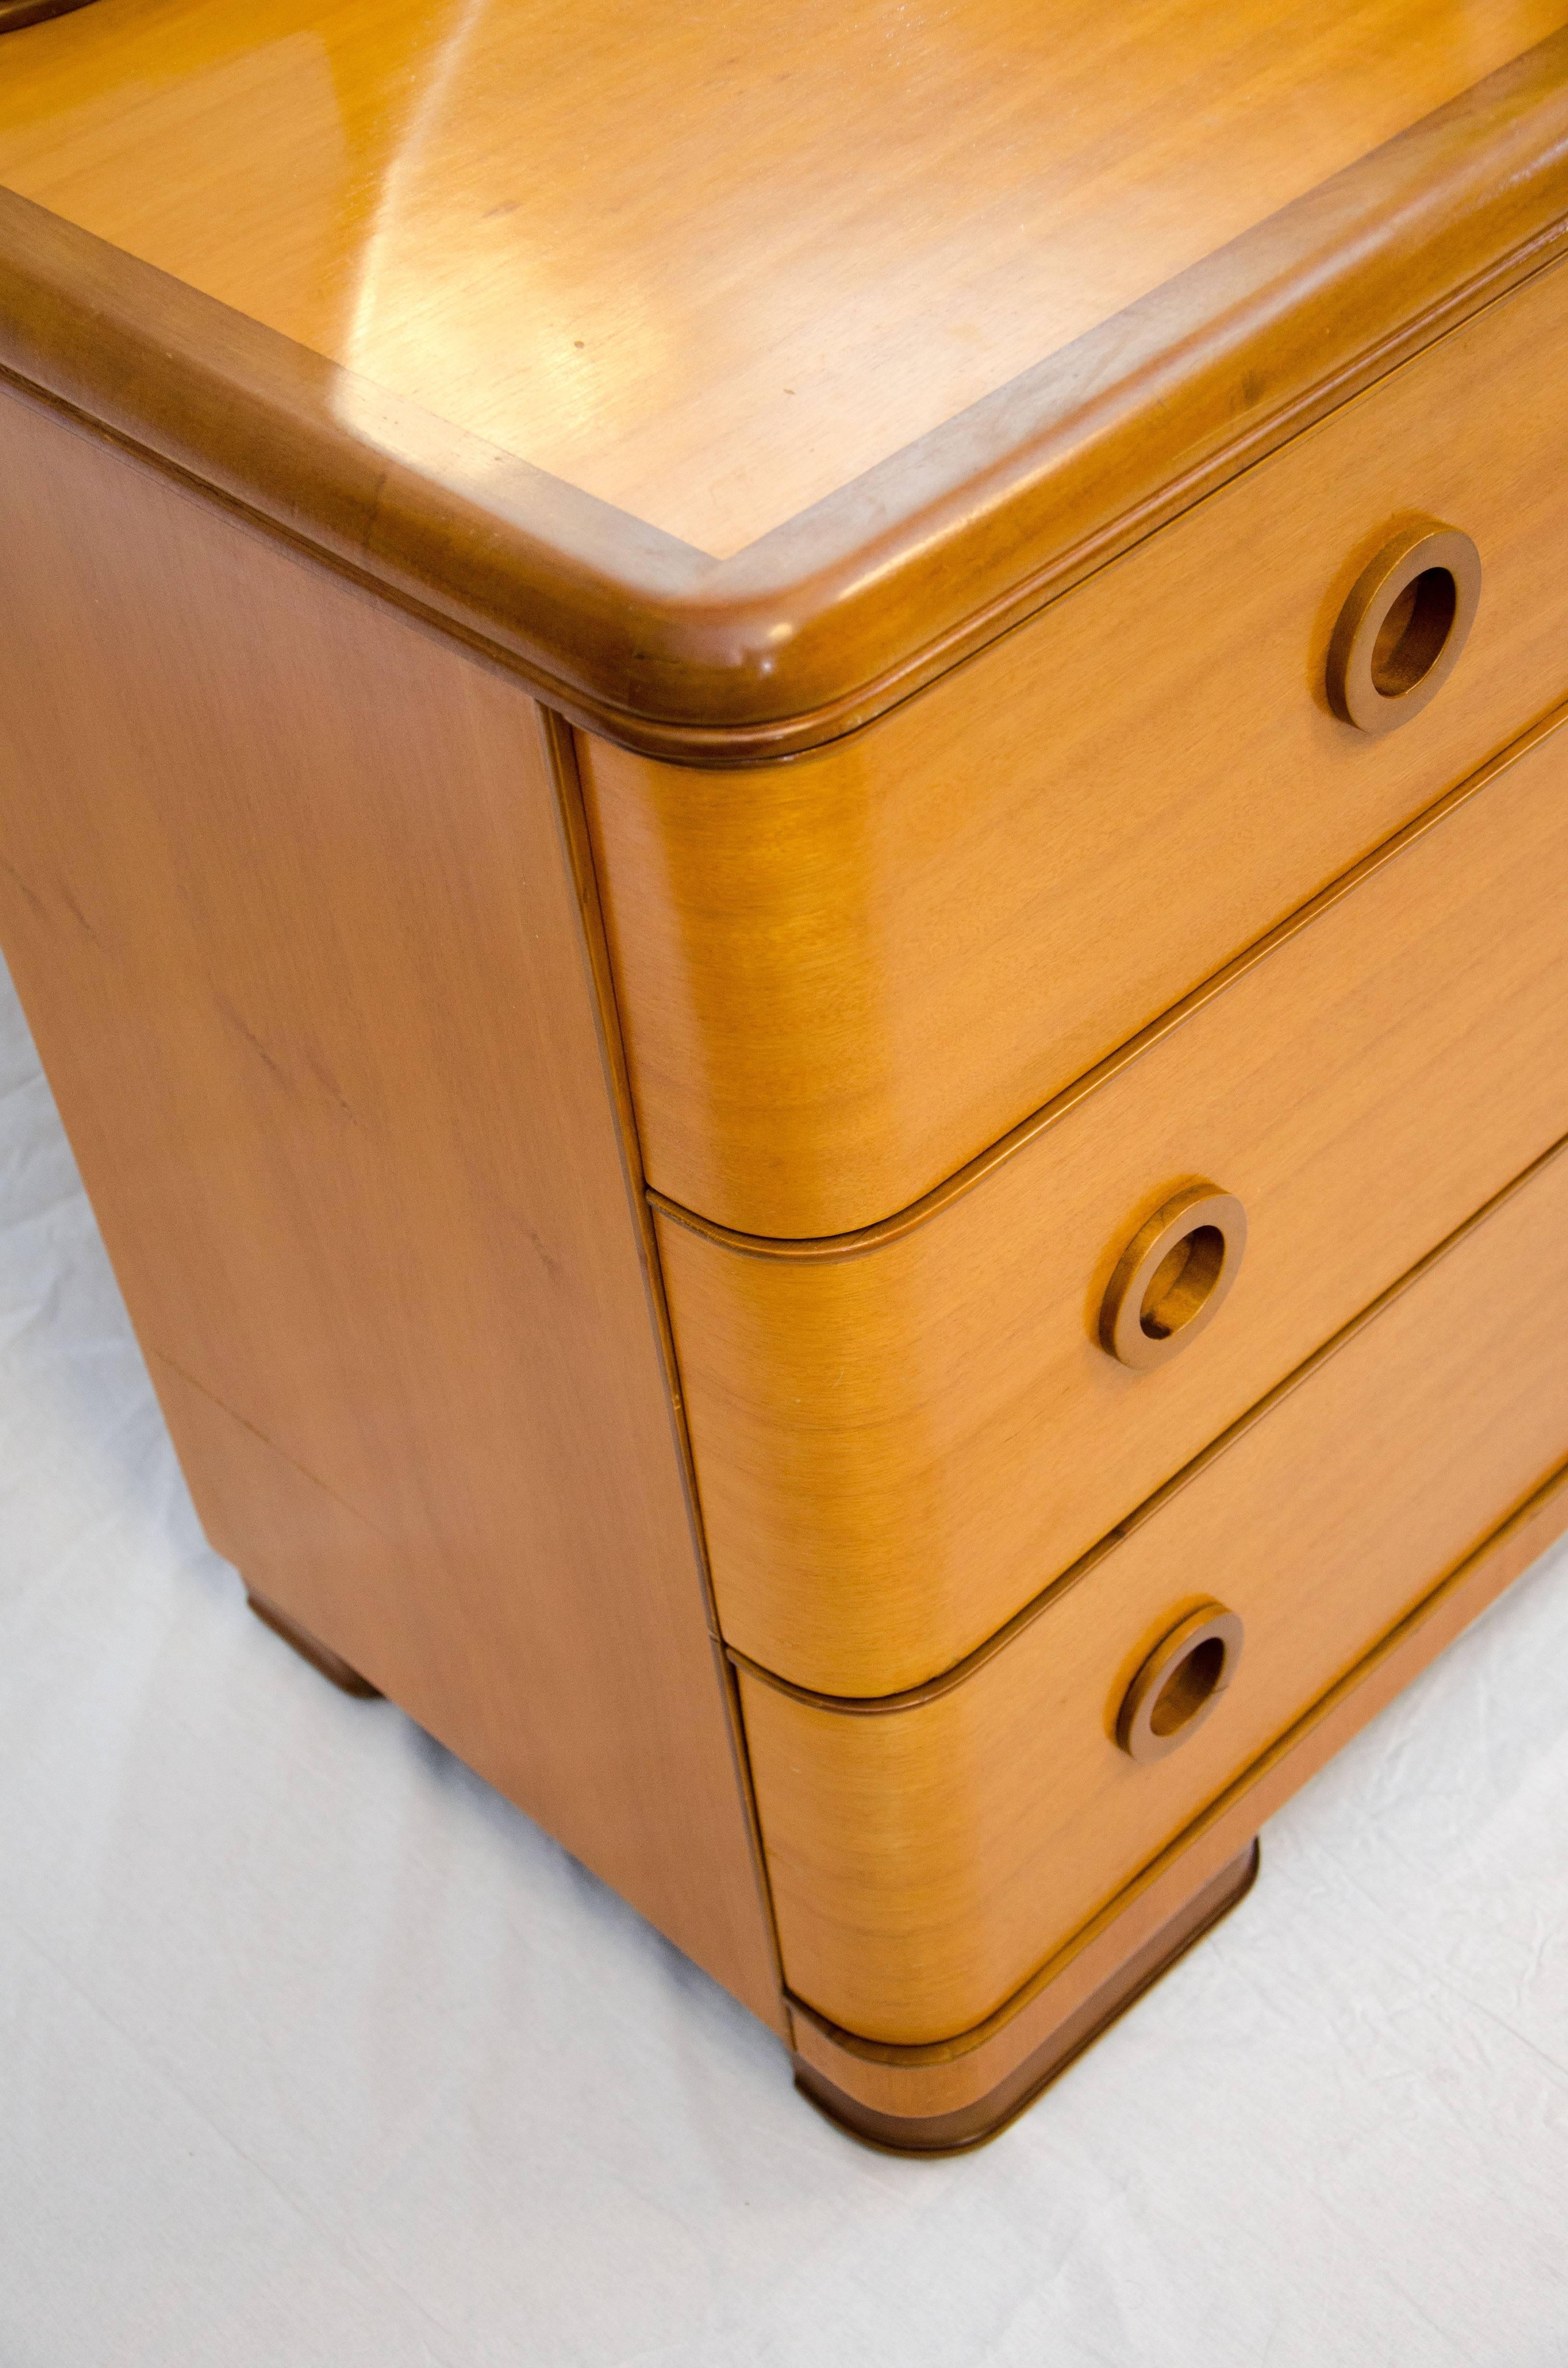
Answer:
xmin=782 ymin=1453 xmax=1568 ymax=2076
xmin=794 ymin=1843 xmax=1260 ymax=2154
xmin=245 ymin=1588 xmax=383 ymax=1698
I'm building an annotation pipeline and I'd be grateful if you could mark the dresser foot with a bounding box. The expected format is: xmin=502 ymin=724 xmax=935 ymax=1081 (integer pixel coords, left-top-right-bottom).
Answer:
xmin=793 ymin=1838 xmax=1260 ymax=2155
xmin=245 ymin=1589 xmax=382 ymax=1698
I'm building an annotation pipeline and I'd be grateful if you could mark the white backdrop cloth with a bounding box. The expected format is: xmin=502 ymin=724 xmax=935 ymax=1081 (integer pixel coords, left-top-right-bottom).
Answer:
xmin=1 ymin=951 xmax=1566 ymax=2368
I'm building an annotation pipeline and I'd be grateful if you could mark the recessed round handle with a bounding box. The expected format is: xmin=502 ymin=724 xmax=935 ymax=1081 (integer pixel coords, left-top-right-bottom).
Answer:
xmin=1117 ymin=1603 xmax=1244 ymax=1763
xmin=1099 ymin=1184 xmax=1247 ymax=1371
xmin=1325 ymin=521 xmax=1480 ymax=733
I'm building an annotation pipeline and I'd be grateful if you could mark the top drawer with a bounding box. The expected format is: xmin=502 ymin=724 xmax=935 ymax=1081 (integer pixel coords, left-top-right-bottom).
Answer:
xmin=580 ymin=254 xmax=1568 ymax=1238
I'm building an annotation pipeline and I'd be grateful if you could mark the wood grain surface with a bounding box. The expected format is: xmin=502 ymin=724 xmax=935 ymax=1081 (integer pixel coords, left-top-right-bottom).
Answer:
xmin=585 ymin=254 xmax=1568 ymax=1234
xmin=2 ymin=0 xmax=1559 ymax=558
xmin=0 ymin=381 xmax=785 ymax=2034
xmin=791 ymin=1455 xmax=1568 ymax=2119
xmin=2 ymin=15 xmax=1567 ymax=747
xmin=658 ymin=706 xmax=1568 ymax=1694
xmin=795 ymin=1843 xmax=1262 ymax=2151
xmin=739 ymin=1136 xmax=1568 ymax=2043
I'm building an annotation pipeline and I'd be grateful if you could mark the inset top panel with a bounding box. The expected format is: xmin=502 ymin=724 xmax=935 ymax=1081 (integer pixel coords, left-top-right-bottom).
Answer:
xmin=2 ymin=0 xmax=1566 ymax=751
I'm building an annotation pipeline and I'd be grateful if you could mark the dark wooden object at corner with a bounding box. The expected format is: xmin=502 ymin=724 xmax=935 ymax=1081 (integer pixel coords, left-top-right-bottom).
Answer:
xmin=796 ymin=1845 xmax=1261 ymax=2156
xmin=247 ymin=1589 xmax=382 ymax=1699
xmin=0 ymin=0 xmax=99 ymax=31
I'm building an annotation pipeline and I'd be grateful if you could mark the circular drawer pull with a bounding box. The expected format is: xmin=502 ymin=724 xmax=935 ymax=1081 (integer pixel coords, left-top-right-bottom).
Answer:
xmin=1099 ymin=1184 xmax=1247 ymax=1370
xmin=1326 ymin=520 xmax=1480 ymax=733
xmin=1117 ymin=1603 xmax=1244 ymax=1763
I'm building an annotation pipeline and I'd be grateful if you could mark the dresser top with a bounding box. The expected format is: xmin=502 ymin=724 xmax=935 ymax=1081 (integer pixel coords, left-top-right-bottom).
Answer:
xmin=3 ymin=0 xmax=1567 ymax=758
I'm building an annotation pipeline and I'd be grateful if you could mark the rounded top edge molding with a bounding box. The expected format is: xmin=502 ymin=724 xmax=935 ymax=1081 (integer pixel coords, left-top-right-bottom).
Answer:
xmin=0 ymin=37 xmax=1565 ymax=764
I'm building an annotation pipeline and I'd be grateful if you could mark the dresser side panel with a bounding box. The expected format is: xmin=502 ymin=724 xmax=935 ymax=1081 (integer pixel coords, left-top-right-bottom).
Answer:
xmin=0 ymin=382 xmax=783 ymax=2033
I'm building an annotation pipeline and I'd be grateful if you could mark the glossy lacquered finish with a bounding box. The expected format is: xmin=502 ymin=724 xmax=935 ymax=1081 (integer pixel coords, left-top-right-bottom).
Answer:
xmin=1 ymin=9 xmax=1567 ymax=747
xmin=792 ymin=1453 xmax=1568 ymax=2128
xmin=741 ymin=1137 xmax=1568 ymax=2045
xmin=3 ymin=0 xmax=1567 ymax=2150
xmin=1 ymin=0 xmax=1557 ymax=559
xmin=585 ymin=255 xmax=1568 ymax=1236
xmin=658 ymin=706 xmax=1568 ymax=1696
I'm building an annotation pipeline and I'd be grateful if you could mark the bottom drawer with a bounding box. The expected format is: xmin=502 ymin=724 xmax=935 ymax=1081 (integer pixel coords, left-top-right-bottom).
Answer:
xmin=740 ymin=1136 xmax=1568 ymax=2046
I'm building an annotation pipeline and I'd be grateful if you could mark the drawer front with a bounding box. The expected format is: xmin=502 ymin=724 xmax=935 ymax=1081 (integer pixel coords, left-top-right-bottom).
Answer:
xmin=659 ymin=706 xmax=1568 ymax=1696
xmin=584 ymin=253 xmax=1568 ymax=1239
xmin=739 ymin=1137 xmax=1568 ymax=2045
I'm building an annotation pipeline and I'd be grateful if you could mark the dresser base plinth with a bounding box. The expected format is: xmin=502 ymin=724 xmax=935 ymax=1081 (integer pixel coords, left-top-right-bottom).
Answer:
xmin=787 ymin=1455 xmax=1568 ymax=2150
xmin=793 ymin=1842 xmax=1259 ymax=2155
xmin=245 ymin=1589 xmax=383 ymax=1700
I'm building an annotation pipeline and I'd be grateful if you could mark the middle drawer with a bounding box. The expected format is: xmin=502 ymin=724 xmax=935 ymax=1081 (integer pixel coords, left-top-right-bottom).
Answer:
xmin=656 ymin=701 xmax=1568 ymax=1697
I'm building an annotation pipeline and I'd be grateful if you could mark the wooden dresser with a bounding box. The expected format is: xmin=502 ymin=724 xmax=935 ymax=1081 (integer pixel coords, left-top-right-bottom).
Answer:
xmin=3 ymin=0 xmax=1567 ymax=2153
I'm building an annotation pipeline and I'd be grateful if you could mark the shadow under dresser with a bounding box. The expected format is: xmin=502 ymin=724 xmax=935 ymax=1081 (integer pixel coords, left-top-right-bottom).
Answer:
xmin=1 ymin=0 xmax=1566 ymax=2151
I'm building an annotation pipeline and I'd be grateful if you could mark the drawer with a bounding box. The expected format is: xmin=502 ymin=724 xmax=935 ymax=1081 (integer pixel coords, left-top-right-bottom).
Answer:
xmin=738 ymin=1135 xmax=1568 ymax=2045
xmin=583 ymin=253 xmax=1568 ymax=1238
xmin=660 ymin=705 xmax=1568 ymax=1696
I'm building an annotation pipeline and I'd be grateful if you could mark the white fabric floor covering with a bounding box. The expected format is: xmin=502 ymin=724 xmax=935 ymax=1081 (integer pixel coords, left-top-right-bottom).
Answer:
xmin=1 ymin=949 xmax=1566 ymax=2368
